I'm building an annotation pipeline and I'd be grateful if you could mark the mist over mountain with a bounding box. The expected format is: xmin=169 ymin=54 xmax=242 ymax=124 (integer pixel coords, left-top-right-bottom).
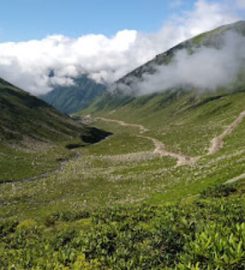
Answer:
xmin=87 ymin=21 xmax=245 ymax=111
xmin=109 ymin=21 xmax=245 ymax=96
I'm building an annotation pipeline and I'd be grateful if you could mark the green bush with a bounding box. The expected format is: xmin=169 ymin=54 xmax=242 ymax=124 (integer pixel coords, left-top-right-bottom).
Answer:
xmin=177 ymin=223 xmax=245 ymax=269
xmin=0 ymin=185 xmax=244 ymax=269
xmin=200 ymin=184 xmax=237 ymax=198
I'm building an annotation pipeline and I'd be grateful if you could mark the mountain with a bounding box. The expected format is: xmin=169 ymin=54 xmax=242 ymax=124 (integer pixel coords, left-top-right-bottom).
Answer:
xmin=0 ymin=77 xmax=106 ymax=144
xmin=86 ymin=21 xmax=245 ymax=112
xmin=0 ymin=77 xmax=110 ymax=181
xmin=41 ymin=75 xmax=106 ymax=114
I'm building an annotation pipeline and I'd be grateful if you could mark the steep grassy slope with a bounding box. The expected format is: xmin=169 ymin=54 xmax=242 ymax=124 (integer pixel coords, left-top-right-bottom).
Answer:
xmin=116 ymin=20 xmax=245 ymax=89
xmin=41 ymin=75 xmax=106 ymax=114
xmin=0 ymin=77 xmax=110 ymax=182
xmin=0 ymin=78 xmax=84 ymax=142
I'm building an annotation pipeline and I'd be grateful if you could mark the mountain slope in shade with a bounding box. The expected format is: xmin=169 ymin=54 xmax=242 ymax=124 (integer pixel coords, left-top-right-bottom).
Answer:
xmin=0 ymin=77 xmax=109 ymax=145
xmin=0 ymin=77 xmax=111 ymax=182
xmin=41 ymin=75 xmax=106 ymax=114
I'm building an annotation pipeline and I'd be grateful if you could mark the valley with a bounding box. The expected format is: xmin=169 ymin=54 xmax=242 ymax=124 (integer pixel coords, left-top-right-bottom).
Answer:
xmin=1 ymin=91 xmax=245 ymax=218
xmin=0 ymin=20 xmax=245 ymax=269
xmin=1 ymin=92 xmax=245 ymax=268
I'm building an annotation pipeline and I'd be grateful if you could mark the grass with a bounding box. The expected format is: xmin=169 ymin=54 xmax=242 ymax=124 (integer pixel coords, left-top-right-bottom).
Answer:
xmin=84 ymin=90 xmax=245 ymax=156
xmin=1 ymin=87 xmax=245 ymax=224
xmin=1 ymin=111 xmax=245 ymax=221
xmin=1 ymin=80 xmax=245 ymax=268
xmin=0 ymin=77 xmax=111 ymax=183
xmin=0 ymin=143 xmax=76 ymax=182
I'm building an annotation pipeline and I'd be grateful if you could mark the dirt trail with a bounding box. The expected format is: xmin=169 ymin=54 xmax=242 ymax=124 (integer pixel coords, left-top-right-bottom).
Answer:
xmin=141 ymin=136 xmax=198 ymax=166
xmin=97 ymin=117 xmax=196 ymax=166
xmin=208 ymin=111 xmax=245 ymax=155
xmin=224 ymin=172 xmax=245 ymax=185
xmin=4 ymin=111 xmax=245 ymax=184
xmin=96 ymin=117 xmax=149 ymax=134
xmin=97 ymin=110 xmax=245 ymax=166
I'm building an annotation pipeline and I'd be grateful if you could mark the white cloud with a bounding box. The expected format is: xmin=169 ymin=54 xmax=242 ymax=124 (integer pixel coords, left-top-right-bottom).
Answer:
xmin=129 ymin=32 xmax=245 ymax=95
xmin=177 ymin=0 xmax=238 ymax=37
xmin=0 ymin=0 xmax=242 ymax=95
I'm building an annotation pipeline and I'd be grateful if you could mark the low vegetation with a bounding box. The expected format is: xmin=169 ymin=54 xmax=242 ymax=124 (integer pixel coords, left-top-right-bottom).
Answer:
xmin=0 ymin=183 xmax=244 ymax=269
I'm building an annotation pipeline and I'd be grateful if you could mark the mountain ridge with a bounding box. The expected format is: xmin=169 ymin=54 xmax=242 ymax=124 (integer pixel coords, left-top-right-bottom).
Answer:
xmin=117 ymin=20 xmax=245 ymax=86
xmin=41 ymin=75 xmax=106 ymax=114
xmin=84 ymin=20 xmax=245 ymax=112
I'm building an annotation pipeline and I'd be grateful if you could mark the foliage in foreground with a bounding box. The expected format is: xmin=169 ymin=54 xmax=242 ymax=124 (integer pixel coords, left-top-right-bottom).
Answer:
xmin=0 ymin=184 xmax=244 ymax=269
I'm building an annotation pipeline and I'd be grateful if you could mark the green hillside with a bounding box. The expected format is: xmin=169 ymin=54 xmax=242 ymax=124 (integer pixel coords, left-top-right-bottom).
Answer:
xmin=41 ymin=75 xmax=106 ymax=114
xmin=0 ymin=77 xmax=110 ymax=182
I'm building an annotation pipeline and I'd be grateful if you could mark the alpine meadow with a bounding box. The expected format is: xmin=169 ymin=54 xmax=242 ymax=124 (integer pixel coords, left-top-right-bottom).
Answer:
xmin=0 ymin=1 xmax=245 ymax=269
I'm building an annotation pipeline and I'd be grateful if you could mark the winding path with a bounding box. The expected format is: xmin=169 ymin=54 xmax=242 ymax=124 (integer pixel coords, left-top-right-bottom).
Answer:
xmin=224 ymin=172 xmax=245 ymax=185
xmin=140 ymin=136 xmax=197 ymax=166
xmin=208 ymin=110 xmax=245 ymax=155
xmin=3 ymin=110 xmax=245 ymax=184
xmin=96 ymin=117 xmax=196 ymax=166
xmin=96 ymin=117 xmax=149 ymax=134
xmin=96 ymin=109 xmax=245 ymax=167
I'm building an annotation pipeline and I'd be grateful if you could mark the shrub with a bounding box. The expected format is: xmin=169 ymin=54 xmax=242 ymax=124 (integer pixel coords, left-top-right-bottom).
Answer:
xmin=200 ymin=184 xmax=237 ymax=198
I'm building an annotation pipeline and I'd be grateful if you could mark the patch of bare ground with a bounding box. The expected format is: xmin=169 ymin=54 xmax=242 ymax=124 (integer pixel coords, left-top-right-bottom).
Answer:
xmin=208 ymin=110 xmax=245 ymax=155
xmin=140 ymin=136 xmax=198 ymax=167
xmin=224 ymin=172 xmax=245 ymax=184
xmin=96 ymin=117 xmax=149 ymax=134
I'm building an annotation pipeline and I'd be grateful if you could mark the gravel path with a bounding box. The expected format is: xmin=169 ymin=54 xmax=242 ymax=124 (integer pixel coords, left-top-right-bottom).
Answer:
xmin=97 ymin=117 xmax=196 ymax=166
xmin=208 ymin=111 xmax=245 ymax=155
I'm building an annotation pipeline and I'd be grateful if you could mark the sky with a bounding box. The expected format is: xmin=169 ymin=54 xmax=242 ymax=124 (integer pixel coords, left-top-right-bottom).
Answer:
xmin=0 ymin=0 xmax=244 ymax=95
xmin=0 ymin=0 xmax=196 ymax=42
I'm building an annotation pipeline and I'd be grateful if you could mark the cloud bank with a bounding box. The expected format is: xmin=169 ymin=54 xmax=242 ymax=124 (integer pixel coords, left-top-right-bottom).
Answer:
xmin=0 ymin=0 xmax=242 ymax=95
xmin=127 ymin=32 xmax=245 ymax=95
